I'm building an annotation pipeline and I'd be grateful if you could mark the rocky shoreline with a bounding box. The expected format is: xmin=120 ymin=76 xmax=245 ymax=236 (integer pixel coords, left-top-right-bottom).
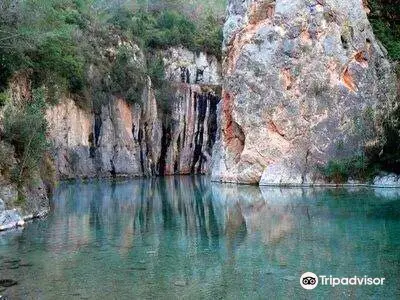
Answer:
xmin=1 ymin=172 xmax=400 ymax=232
xmin=258 ymin=174 xmax=400 ymax=188
xmin=0 ymin=199 xmax=48 ymax=232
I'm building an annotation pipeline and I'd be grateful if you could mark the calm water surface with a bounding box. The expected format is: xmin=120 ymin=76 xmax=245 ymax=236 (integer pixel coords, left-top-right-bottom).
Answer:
xmin=0 ymin=177 xmax=400 ymax=299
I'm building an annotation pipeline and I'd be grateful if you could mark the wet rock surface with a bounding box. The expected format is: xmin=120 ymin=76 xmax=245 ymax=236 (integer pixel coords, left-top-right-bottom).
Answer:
xmin=0 ymin=198 xmax=25 ymax=231
xmin=46 ymin=48 xmax=221 ymax=179
xmin=212 ymin=0 xmax=397 ymax=185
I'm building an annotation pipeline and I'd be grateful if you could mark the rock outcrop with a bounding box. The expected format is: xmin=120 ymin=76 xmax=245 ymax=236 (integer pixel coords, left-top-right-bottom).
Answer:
xmin=212 ymin=0 xmax=397 ymax=185
xmin=0 ymin=168 xmax=49 ymax=231
xmin=373 ymin=174 xmax=400 ymax=188
xmin=46 ymin=47 xmax=221 ymax=179
xmin=163 ymin=46 xmax=222 ymax=85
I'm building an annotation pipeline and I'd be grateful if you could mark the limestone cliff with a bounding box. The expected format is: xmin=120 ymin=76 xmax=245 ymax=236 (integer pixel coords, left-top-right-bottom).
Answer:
xmin=212 ymin=0 xmax=397 ymax=185
xmin=46 ymin=46 xmax=221 ymax=179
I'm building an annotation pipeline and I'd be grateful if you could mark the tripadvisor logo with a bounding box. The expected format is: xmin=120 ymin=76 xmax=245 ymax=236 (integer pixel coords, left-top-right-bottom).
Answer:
xmin=300 ymin=272 xmax=385 ymax=290
xmin=300 ymin=272 xmax=318 ymax=290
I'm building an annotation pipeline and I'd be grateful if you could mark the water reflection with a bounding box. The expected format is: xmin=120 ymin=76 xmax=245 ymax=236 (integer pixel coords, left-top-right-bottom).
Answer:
xmin=50 ymin=178 xmax=307 ymax=254
xmin=0 ymin=177 xmax=399 ymax=299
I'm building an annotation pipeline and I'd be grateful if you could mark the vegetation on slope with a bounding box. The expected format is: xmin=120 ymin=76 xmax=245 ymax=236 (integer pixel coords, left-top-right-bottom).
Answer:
xmin=367 ymin=0 xmax=400 ymax=176
xmin=368 ymin=0 xmax=400 ymax=60
xmin=0 ymin=0 xmax=224 ymax=95
xmin=0 ymin=0 xmax=225 ymax=191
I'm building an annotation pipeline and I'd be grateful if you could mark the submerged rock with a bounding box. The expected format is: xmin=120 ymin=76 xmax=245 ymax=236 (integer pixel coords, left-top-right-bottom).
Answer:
xmin=173 ymin=280 xmax=187 ymax=287
xmin=0 ymin=279 xmax=18 ymax=288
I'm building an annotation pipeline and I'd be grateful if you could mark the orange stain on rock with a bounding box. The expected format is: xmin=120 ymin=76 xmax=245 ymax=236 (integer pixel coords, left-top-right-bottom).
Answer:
xmin=300 ymin=30 xmax=313 ymax=46
xmin=362 ymin=0 xmax=371 ymax=14
xmin=222 ymin=91 xmax=234 ymax=140
xmin=341 ymin=67 xmax=358 ymax=92
xmin=222 ymin=91 xmax=245 ymax=161
xmin=354 ymin=50 xmax=368 ymax=67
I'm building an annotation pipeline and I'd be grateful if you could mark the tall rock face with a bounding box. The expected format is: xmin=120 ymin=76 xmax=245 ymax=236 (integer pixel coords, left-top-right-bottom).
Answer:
xmin=212 ymin=0 xmax=396 ymax=185
xmin=46 ymin=47 xmax=221 ymax=179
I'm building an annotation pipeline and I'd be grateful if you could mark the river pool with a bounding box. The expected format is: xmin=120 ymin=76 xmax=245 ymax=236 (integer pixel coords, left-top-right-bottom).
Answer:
xmin=0 ymin=177 xmax=399 ymax=299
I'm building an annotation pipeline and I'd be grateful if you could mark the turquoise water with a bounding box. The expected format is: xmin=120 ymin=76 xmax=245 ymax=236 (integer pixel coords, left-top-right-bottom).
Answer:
xmin=0 ymin=177 xmax=399 ymax=299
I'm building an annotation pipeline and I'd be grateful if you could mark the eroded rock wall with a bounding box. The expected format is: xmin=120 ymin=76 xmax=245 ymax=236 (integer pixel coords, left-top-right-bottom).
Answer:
xmin=160 ymin=83 xmax=220 ymax=175
xmin=212 ymin=0 xmax=397 ymax=185
xmin=46 ymin=48 xmax=221 ymax=179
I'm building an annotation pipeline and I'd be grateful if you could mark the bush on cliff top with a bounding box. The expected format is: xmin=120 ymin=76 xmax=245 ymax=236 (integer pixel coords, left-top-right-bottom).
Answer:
xmin=368 ymin=0 xmax=400 ymax=60
xmin=0 ymin=0 xmax=224 ymax=96
xmin=109 ymin=46 xmax=147 ymax=104
xmin=111 ymin=8 xmax=223 ymax=59
xmin=0 ymin=0 xmax=85 ymax=92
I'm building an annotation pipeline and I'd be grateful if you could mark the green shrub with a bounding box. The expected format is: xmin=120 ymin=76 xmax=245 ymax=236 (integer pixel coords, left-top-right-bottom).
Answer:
xmin=109 ymin=46 xmax=147 ymax=104
xmin=0 ymin=0 xmax=223 ymax=112
xmin=0 ymin=0 xmax=84 ymax=92
xmin=3 ymin=88 xmax=49 ymax=186
xmin=30 ymin=36 xmax=85 ymax=93
xmin=0 ymin=92 xmax=9 ymax=106
xmin=369 ymin=0 xmax=400 ymax=60
xmin=368 ymin=103 xmax=400 ymax=173
xmin=147 ymin=54 xmax=165 ymax=88
xmin=370 ymin=19 xmax=400 ymax=60
xmin=319 ymin=154 xmax=376 ymax=184
xmin=194 ymin=13 xmax=223 ymax=59
xmin=0 ymin=142 xmax=15 ymax=179
xmin=111 ymin=8 xmax=222 ymax=58
xmin=122 ymin=10 xmax=197 ymax=51
xmin=365 ymin=0 xmax=400 ymax=174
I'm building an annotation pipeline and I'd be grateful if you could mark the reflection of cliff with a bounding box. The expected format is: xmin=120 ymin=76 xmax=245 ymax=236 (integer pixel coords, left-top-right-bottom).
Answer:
xmin=50 ymin=178 xmax=308 ymax=254
xmin=50 ymin=180 xmax=400 ymax=259
xmin=52 ymin=177 xmax=224 ymax=244
xmin=212 ymin=184 xmax=299 ymax=247
xmin=243 ymin=201 xmax=294 ymax=245
xmin=6 ymin=180 xmax=398 ymax=299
